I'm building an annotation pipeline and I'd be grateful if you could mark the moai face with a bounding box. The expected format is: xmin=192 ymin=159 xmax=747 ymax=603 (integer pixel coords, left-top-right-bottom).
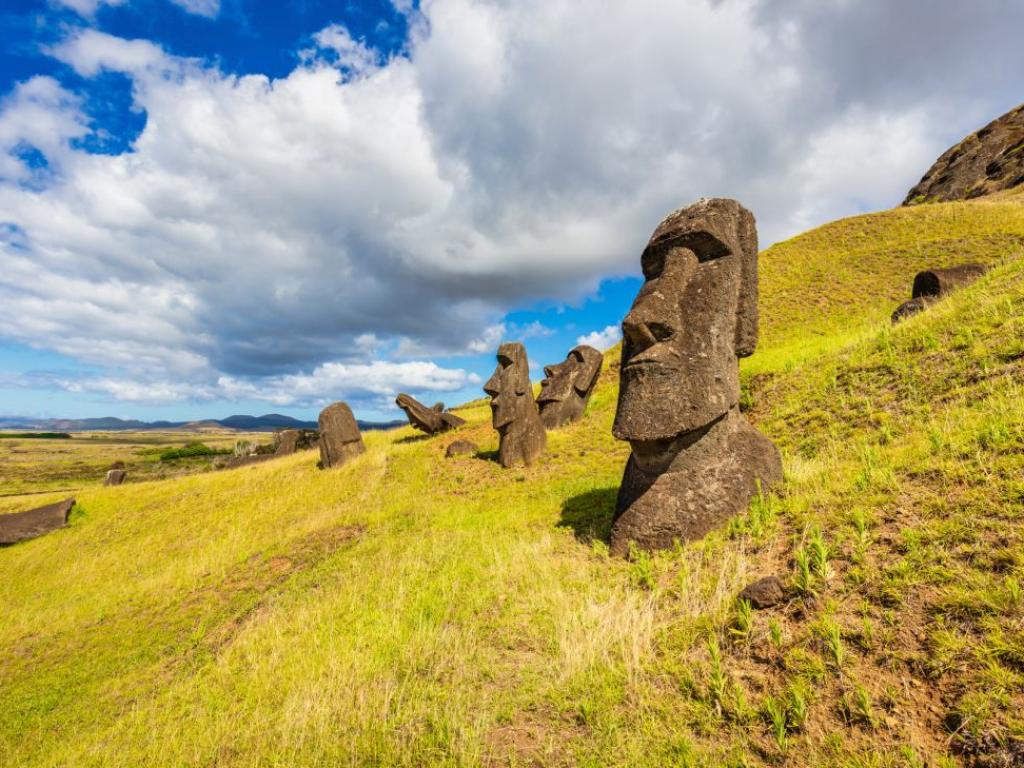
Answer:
xmin=537 ymin=345 xmax=603 ymax=428
xmin=318 ymin=401 xmax=366 ymax=468
xmin=483 ymin=342 xmax=532 ymax=432
xmin=613 ymin=198 xmax=758 ymax=444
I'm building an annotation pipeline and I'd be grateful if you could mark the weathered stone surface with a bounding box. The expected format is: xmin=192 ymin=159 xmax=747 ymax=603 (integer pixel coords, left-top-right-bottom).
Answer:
xmin=396 ymin=393 xmax=466 ymax=434
xmin=318 ymin=402 xmax=366 ymax=468
xmin=537 ymin=345 xmax=603 ymax=429
xmin=891 ymin=296 xmax=936 ymax=324
xmin=739 ymin=575 xmax=786 ymax=609
xmin=905 ymin=103 xmax=1024 ymax=205
xmin=912 ymin=264 xmax=988 ymax=298
xmin=611 ymin=198 xmax=782 ymax=555
xmin=218 ymin=454 xmax=276 ymax=469
xmin=275 ymin=429 xmax=301 ymax=455
xmin=110 ymin=460 xmax=125 ymax=469
xmin=104 ymin=469 xmax=127 ymax=486
xmin=483 ymin=342 xmax=546 ymax=468
xmin=0 ymin=498 xmax=75 ymax=546
xmin=445 ymin=439 xmax=478 ymax=458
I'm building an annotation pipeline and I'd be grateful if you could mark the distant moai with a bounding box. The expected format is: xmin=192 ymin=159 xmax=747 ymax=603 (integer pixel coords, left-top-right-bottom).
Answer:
xmin=537 ymin=345 xmax=603 ymax=429
xmin=318 ymin=402 xmax=366 ymax=468
xmin=611 ymin=197 xmax=783 ymax=555
xmin=395 ymin=394 xmax=466 ymax=434
xmin=104 ymin=469 xmax=127 ymax=486
xmin=0 ymin=498 xmax=75 ymax=546
xmin=274 ymin=429 xmax=317 ymax=456
xmin=892 ymin=264 xmax=988 ymax=323
xmin=483 ymin=342 xmax=546 ymax=468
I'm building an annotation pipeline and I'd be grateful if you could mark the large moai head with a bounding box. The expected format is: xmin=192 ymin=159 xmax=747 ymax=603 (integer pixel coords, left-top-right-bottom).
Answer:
xmin=395 ymin=393 xmax=466 ymax=434
xmin=537 ymin=345 xmax=604 ymax=429
xmin=318 ymin=401 xmax=366 ymax=468
xmin=483 ymin=342 xmax=546 ymax=467
xmin=613 ymin=198 xmax=759 ymax=443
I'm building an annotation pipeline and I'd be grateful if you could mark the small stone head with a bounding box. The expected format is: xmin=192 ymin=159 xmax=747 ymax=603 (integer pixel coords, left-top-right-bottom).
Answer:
xmin=613 ymin=198 xmax=759 ymax=443
xmin=537 ymin=345 xmax=603 ymax=427
xmin=483 ymin=342 xmax=533 ymax=431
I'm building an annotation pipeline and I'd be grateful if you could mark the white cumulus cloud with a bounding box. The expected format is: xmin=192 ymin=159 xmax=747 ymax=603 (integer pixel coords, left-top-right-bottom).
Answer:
xmin=577 ymin=325 xmax=621 ymax=352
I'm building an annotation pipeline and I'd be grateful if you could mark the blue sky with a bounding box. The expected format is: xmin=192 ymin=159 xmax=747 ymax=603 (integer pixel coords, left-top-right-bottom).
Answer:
xmin=1 ymin=0 xmax=1022 ymax=422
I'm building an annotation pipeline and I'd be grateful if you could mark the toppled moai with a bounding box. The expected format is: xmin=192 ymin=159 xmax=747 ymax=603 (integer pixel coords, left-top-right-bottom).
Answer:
xmin=104 ymin=469 xmax=127 ymax=486
xmin=395 ymin=393 xmax=466 ymax=435
xmin=611 ymin=198 xmax=783 ymax=555
xmin=483 ymin=342 xmax=546 ymax=468
xmin=0 ymin=498 xmax=75 ymax=546
xmin=318 ymin=402 xmax=366 ymax=468
xmin=892 ymin=263 xmax=988 ymax=323
xmin=537 ymin=345 xmax=603 ymax=429
xmin=274 ymin=429 xmax=318 ymax=456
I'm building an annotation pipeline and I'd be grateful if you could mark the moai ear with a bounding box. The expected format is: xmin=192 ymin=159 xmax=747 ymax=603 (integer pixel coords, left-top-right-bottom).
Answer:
xmin=573 ymin=347 xmax=603 ymax=396
xmin=733 ymin=204 xmax=759 ymax=358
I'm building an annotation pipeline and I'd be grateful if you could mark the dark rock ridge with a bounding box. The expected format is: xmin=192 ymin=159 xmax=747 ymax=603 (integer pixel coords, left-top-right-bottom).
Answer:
xmin=318 ymin=402 xmax=366 ymax=469
xmin=611 ymin=198 xmax=782 ymax=555
xmin=395 ymin=394 xmax=466 ymax=435
xmin=905 ymin=103 xmax=1024 ymax=205
xmin=483 ymin=342 xmax=546 ymax=468
xmin=0 ymin=498 xmax=75 ymax=546
xmin=537 ymin=345 xmax=603 ymax=429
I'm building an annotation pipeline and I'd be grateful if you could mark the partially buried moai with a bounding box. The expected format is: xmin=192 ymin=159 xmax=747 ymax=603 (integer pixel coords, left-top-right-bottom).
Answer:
xmin=537 ymin=345 xmax=603 ymax=429
xmin=611 ymin=198 xmax=782 ymax=555
xmin=318 ymin=401 xmax=366 ymax=468
xmin=395 ymin=393 xmax=466 ymax=435
xmin=483 ymin=342 xmax=546 ymax=468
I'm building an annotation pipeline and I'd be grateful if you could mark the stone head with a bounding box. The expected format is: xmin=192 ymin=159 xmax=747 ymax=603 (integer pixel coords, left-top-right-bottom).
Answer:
xmin=613 ymin=198 xmax=759 ymax=443
xmin=483 ymin=342 xmax=533 ymax=431
xmin=538 ymin=345 xmax=603 ymax=405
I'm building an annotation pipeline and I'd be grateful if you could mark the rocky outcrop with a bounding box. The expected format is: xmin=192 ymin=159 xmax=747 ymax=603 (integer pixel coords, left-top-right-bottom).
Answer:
xmin=0 ymin=498 xmax=75 ymax=546
xmin=905 ymin=103 xmax=1024 ymax=205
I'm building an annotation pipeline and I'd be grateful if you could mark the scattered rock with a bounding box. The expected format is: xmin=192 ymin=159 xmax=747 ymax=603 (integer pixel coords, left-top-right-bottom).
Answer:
xmin=905 ymin=103 xmax=1024 ymax=204
xmin=739 ymin=576 xmax=786 ymax=609
xmin=483 ymin=342 xmax=546 ymax=468
xmin=0 ymin=498 xmax=75 ymax=546
xmin=396 ymin=393 xmax=466 ymax=434
xmin=318 ymin=402 xmax=366 ymax=468
xmin=537 ymin=345 xmax=603 ymax=429
xmin=104 ymin=469 xmax=127 ymax=486
xmin=445 ymin=439 xmax=478 ymax=458
xmin=610 ymin=198 xmax=783 ymax=555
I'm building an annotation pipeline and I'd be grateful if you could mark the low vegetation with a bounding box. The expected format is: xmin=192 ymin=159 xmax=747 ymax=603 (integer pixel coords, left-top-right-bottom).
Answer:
xmin=2 ymin=191 xmax=1023 ymax=766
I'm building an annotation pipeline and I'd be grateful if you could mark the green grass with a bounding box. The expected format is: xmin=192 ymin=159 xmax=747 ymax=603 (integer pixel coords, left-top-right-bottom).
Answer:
xmin=2 ymin=194 xmax=1024 ymax=766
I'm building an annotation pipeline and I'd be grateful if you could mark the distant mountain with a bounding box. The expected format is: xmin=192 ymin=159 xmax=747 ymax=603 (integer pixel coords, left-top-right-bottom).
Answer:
xmin=905 ymin=102 xmax=1024 ymax=205
xmin=0 ymin=413 xmax=405 ymax=432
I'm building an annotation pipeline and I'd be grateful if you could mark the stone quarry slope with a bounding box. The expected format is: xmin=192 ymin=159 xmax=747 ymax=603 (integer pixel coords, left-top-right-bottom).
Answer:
xmin=2 ymin=194 xmax=1024 ymax=767
xmin=904 ymin=103 xmax=1024 ymax=205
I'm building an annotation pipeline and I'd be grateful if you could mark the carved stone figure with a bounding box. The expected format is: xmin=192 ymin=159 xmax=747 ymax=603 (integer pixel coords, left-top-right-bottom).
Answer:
xmin=395 ymin=393 xmax=466 ymax=434
xmin=892 ymin=263 xmax=988 ymax=324
xmin=483 ymin=342 xmax=546 ymax=468
xmin=0 ymin=498 xmax=75 ymax=546
xmin=104 ymin=469 xmax=127 ymax=486
xmin=611 ymin=198 xmax=783 ymax=554
xmin=537 ymin=345 xmax=603 ymax=429
xmin=274 ymin=429 xmax=317 ymax=455
xmin=318 ymin=402 xmax=366 ymax=468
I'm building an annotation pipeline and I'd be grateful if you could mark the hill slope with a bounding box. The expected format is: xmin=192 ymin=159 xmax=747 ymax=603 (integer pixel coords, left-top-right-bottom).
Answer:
xmin=2 ymin=193 xmax=1024 ymax=766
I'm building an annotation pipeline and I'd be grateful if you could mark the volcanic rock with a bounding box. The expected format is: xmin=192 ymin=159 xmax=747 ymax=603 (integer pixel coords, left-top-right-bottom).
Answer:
xmin=0 ymin=498 xmax=75 ymax=546
xmin=445 ymin=439 xmax=478 ymax=458
xmin=396 ymin=393 xmax=466 ymax=434
xmin=318 ymin=402 xmax=366 ymax=468
xmin=483 ymin=342 xmax=546 ymax=468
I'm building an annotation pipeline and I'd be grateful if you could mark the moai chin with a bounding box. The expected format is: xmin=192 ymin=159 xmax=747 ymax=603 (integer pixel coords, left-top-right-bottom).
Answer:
xmin=611 ymin=197 xmax=782 ymax=555
xmin=318 ymin=401 xmax=366 ymax=468
xmin=537 ymin=345 xmax=604 ymax=429
xmin=395 ymin=393 xmax=467 ymax=435
xmin=483 ymin=342 xmax=546 ymax=468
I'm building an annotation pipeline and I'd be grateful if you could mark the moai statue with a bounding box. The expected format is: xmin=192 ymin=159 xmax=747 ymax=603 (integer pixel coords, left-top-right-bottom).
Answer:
xmin=537 ymin=345 xmax=604 ymax=429
xmin=892 ymin=264 xmax=988 ymax=324
xmin=275 ymin=429 xmax=301 ymax=456
xmin=104 ymin=469 xmax=127 ymax=486
xmin=395 ymin=393 xmax=467 ymax=434
xmin=318 ymin=402 xmax=366 ymax=468
xmin=483 ymin=342 xmax=546 ymax=468
xmin=611 ymin=198 xmax=783 ymax=555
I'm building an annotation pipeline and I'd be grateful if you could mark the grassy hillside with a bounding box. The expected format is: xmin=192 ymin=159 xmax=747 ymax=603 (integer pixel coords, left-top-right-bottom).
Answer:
xmin=2 ymin=194 xmax=1023 ymax=767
